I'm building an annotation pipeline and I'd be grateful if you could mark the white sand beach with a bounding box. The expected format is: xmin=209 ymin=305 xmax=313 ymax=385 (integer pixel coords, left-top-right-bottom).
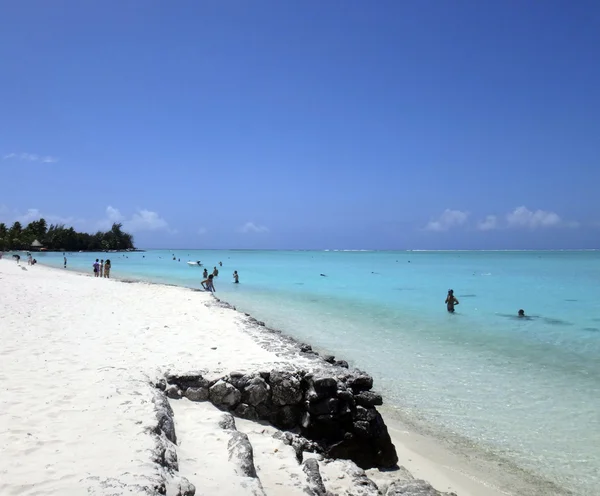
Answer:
xmin=0 ymin=260 xmax=510 ymax=496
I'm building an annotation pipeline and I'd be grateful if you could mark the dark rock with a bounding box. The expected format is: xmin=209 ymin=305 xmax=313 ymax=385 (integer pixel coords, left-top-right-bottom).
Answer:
xmin=258 ymin=371 xmax=271 ymax=381
xmin=355 ymin=391 xmax=383 ymax=407
xmin=228 ymin=372 xmax=251 ymax=390
xmin=353 ymin=421 xmax=372 ymax=438
xmin=309 ymin=376 xmax=338 ymax=400
xmin=335 ymin=360 xmax=349 ymax=368
xmin=234 ymin=403 xmax=259 ymax=421
xmin=355 ymin=406 xmax=378 ymax=422
xmin=300 ymin=344 xmax=313 ymax=353
xmin=242 ymin=376 xmax=270 ymax=406
xmin=255 ymin=402 xmax=273 ymax=420
xmin=167 ymin=374 xmax=209 ymax=390
xmin=302 ymin=458 xmax=327 ymax=496
xmin=337 ymin=389 xmax=356 ymax=408
xmin=301 ymin=411 xmax=311 ymax=429
xmin=227 ymin=431 xmax=257 ymax=478
xmin=156 ymin=379 xmax=167 ymax=391
xmin=209 ymin=380 xmax=242 ymax=408
xmin=386 ymin=479 xmax=457 ymax=495
xmin=165 ymin=385 xmax=181 ymax=399
xmin=323 ymin=355 xmax=336 ymax=364
xmin=244 ymin=312 xmax=251 ymax=316
xmin=270 ymin=370 xmax=302 ymax=406
xmin=218 ymin=413 xmax=237 ymax=431
xmin=348 ymin=374 xmax=374 ymax=392
xmin=257 ymin=321 xmax=265 ymax=326
xmin=154 ymin=394 xmax=177 ymax=444
xmin=308 ymin=398 xmax=339 ymax=416
xmin=272 ymin=405 xmax=301 ymax=429
xmin=184 ymin=387 xmax=209 ymax=402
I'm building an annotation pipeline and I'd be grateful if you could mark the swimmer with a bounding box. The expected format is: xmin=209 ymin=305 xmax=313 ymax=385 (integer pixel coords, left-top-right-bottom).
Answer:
xmin=320 ymin=273 xmax=327 ymax=277
xmin=233 ymin=270 xmax=239 ymax=283
xmin=203 ymin=268 xmax=208 ymax=278
xmin=445 ymin=289 xmax=459 ymax=313
xmin=518 ymin=309 xmax=525 ymax=318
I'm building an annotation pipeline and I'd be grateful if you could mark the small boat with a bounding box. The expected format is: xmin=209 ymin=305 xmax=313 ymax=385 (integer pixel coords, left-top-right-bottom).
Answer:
xmin=187 ymin=261 xmax=202 ymax=266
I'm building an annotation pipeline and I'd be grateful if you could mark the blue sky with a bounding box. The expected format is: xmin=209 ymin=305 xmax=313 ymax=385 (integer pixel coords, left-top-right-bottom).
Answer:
xmin=1 ymin=1 xmax=599 ymax=249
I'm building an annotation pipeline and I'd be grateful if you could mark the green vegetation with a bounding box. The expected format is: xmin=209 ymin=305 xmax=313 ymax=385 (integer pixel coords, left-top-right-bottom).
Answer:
xmin=0 ymin=219 xmax=135 ymax=252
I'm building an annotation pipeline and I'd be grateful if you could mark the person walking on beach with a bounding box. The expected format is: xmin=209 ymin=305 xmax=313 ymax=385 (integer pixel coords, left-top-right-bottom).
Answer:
xmin=64 ymin=256 xmax=67 ymax=268
xmin=100 ymin=259 xmax=104 ymax=277
xmin=445 ymin=289 xmax=459 ymax=313
xmin=203 ymin=268 xmax=208 ymax=279
xmin=201 ymin=274 xmax=215 ymax=292
xmin=93 ymin=259 xmax=100 ymax=277
xmin=233 ymin=270 xmax=239 ymax=283
xmin=104 ymin=259 xmax=111 ymax=278
xmin=213 ymin=266 xmax=219 ymax=277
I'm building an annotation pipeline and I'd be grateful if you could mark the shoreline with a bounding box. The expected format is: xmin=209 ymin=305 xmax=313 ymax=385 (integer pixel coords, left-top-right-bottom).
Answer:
xmin=1 ymin=260 xmax=561 ymax=495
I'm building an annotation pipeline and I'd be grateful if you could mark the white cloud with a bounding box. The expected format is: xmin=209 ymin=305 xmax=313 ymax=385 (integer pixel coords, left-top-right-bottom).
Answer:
xmin=425 ymin=209 xmax=469 ymax=232
xmin=506 ymin=206 xmax=562 ymax=229
xmin=0 ymin=206 xmax=83 ymax=228
xmin=3 ymin=152 xmax=59 ymax=163
xmin=239 ymin=221 xmax=269 ymax=233
xmin=127 ymin=210 xmax=169 ymax=232
xmin=478 ymin=215 xmax=498 ymax=231
xmin=97 ymin=206 xmax=171 ymax=233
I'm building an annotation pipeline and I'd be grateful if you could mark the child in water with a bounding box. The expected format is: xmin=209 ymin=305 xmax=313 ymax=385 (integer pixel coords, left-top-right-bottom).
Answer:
xmin=445 ymin=289 xmax=459 ymax=313
xmin=233 ymin=271 xmax=239 ymax=283
xmin=201 ymin=274 xmax=215 ymax=292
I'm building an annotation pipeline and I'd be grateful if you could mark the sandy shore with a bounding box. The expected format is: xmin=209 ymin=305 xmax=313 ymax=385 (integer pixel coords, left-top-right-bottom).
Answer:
xmin=0 ymin=259 xmax=511 ymax=495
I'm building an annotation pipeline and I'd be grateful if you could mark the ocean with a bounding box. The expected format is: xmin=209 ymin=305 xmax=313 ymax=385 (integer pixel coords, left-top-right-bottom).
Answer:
xmin=28 ymin=249 xmax=600 ymax=495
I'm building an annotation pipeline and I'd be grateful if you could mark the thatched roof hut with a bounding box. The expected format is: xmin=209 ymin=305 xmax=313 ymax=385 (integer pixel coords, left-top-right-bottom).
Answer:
xmin=31 ymin=239 xmax=43 ymax=251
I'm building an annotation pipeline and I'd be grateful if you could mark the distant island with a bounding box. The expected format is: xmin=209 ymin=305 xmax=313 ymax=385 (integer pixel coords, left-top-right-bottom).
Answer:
xmin=0 ymin=219 xmax=135 ymax=252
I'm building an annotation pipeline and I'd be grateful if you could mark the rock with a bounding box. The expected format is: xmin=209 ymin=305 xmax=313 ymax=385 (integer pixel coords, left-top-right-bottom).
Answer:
xmin=337 ymin=389 xmax=356 ymax=408
xmin=227 ymin=431 xmax=258 ymax=478
xmin=348 ymin=374 xmax=374 ymax=392
xmin=300 ymin=344 xmax=313 ymax=353
xmin=156 ymin=379 xmax=167 ymax=391
xmin=301 ymin=411 xmax=311 ymax=429
xmin=353 ymin=421 xmax=371 ymax=438
xmin=234 ymin=403 xmax=259 ymax=421
xmin=175 ymin=476 xmax=196 ymax=496
xmin=167 ymin=374 xmax=209 ymax=390
xmin=257 ymin=321 xmax=265 ymax=326
xmin=323 ymin=355 xmax=336 ymax=364
xmin=355 ymin=406 xmax=378 ymax=422
xmin=243 ymin=376 xmax=270 ymax=406
xmin=354 ymin=391 xmax=383 ymax=407
xmin=272 ymin=405 xmax=301 ymax=429
xmin=165 ymin=385 xmax=181 ymax=399
xmin=218 ymin=413 xmax=237 ymax=431
xmin=154 ymin=394 xmax=177 ymax=444
xmin=270 ymin=370 xmax=303 ymax=406
xmin=386 ymin=479 xmax=457 ymax=495
xmin=209 ymin=380 xmax=242 ymax=408
xmin=311 ymin=377 xmax=338 ymax=399
xmin=335 ymin=360 xmax=349 ymax=368
xmin=302 ymin=458 xmax=327 ymax=496
xmin=184 ymin=387 xmax=209 ymax=402
xmin=228 ymin=372 xmax=251 ymax=390
xmin=308 ymin=398 xmax=339 ymax=416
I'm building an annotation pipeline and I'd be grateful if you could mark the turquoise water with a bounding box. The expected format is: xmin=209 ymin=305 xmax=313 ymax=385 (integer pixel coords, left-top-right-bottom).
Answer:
xmin=28 ymin=250 xmax=600 ymax=494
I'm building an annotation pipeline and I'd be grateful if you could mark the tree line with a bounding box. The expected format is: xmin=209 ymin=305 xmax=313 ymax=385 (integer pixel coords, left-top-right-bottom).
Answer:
xmin=0 ymin=219 xmax=135 ymax=252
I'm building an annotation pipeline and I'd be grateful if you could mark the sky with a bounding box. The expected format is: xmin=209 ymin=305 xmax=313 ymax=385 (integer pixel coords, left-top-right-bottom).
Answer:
xmin=1 ymin=1 xmax=599 ymax=249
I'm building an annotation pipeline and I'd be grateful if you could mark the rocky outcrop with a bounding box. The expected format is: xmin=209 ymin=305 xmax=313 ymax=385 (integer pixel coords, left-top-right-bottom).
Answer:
xmin=150 ymin=392 xmax=195 ymax=495
xmin=165 ymin=368 xmax=398 ymax=469
xmin=386 ymin=480 xmax=457 ymax=496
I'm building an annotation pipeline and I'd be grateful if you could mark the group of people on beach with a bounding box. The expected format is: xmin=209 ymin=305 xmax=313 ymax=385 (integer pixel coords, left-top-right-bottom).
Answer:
xmin=92 ymin=258 xmax=111 ymax=278
xmin=197 ymin=260 xmax=240 ymax=292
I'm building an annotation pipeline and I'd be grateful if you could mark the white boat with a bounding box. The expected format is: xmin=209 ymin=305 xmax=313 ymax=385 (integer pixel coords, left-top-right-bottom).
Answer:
xmin=187 ymin=261 xmax=202 ymax=266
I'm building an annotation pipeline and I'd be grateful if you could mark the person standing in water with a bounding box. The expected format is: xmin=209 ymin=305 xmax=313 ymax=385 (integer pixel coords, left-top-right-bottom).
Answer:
xmin=203 ymin=268 xmax=208 ymax=279
xmin=445 ymin=289 xmax=459 ymax=313
xmin=213 ymin=266 xmax=219 ymax=277
xmin=201 ymin=274 xmax=215 ymax=292
xmin=100 ymin=259 xmax=105 ymax=277
xmin=518 ymin=309 xmax=525 ymax=318
xmin=233 ymin=271 xmax=239 ymax=283
xmin=93 ymin=259 xmax=100 ymax=277
xmin=64 ymin=256 xmax=67 ymax=268
xmin=104 ymin=259 xmax=111 ymax=278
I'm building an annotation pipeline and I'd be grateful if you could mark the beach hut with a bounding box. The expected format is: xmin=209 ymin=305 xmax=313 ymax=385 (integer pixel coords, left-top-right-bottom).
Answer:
xmin=30 ymin=239 xmax=43 ymax=251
